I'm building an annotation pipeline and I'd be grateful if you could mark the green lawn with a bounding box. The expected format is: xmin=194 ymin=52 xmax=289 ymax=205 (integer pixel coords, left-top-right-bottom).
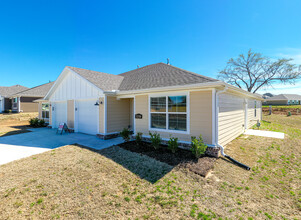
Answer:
xmin=263 ymin=105 xmax=301 ymax=109
xmin=0 ymin=114 xmax=300 ymax=219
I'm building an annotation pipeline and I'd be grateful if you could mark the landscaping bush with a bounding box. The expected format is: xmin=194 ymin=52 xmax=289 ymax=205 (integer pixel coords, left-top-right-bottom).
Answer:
xmin=3 ymin=110 xmax=12 ymax=113
xmin=168 ymin=136 xmax=178 ymax=153
xmin=135 ymin=132 xmax=143 ymax=145
xmin=39 ymin=119 xmax=46 ymax=127
xmin=29 ymin=118 xmax=46 ymax=128
xmin=149 ymin=132 xmax=161 ymax=149
xmin=191 ymin=134 xmax=207 ymax=158
xmin=287 ymin=111 xmax=291 ymax=116
xmin=120 ymin=128 xmax=131 ymax=142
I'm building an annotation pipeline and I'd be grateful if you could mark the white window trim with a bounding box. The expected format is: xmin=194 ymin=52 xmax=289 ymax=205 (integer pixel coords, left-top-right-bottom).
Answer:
xmin=41 ymin=103 xmax=50 ymax=120
xmin=148 ymin=92 xmax=190 ymax=134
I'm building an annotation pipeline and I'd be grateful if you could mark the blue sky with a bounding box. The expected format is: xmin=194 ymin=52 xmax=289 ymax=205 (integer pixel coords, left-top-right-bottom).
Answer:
xmin=0 ymin=0 xmax=300 ymax=94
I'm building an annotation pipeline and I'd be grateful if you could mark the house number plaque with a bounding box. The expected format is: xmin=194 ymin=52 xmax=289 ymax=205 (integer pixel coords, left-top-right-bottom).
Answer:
xmin=135 ymin=113 xmax=143 ymax=119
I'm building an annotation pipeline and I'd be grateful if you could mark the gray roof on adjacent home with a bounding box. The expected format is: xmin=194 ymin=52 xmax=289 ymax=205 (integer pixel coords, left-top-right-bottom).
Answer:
xmin=0 ymin=85 xmax=29 ymax=97
xmin=68 ymin=66 xmax=124 ymax=91
xmin=13 ymin=81 xmax=55 ymax=97
xmin=266 ymin=94 xmax=301 ymax=101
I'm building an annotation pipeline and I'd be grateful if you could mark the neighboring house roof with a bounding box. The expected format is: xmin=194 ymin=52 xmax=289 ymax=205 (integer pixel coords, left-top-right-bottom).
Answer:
xmin=68 ymin=66 xmax=124 ymax=91
xmin=13 ymin=81 xmax=55 ymax=97
xmin=0 ymin=85 xmax=29 ymax=97
xmin=266 ymin=94 xmax=301 ymax=101
xmin=118 ymin=63 xmax=218 ymax=91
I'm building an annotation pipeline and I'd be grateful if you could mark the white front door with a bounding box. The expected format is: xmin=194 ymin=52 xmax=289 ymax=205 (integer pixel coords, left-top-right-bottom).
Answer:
xmin=53 ymin=102 xmax=67 ymax=128
xmin=76 ymin=99 xmax=99 ymax=135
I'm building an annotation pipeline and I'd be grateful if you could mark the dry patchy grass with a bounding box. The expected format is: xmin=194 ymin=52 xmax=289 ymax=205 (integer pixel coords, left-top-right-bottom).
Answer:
xmin=0 ymin=114 xmax=300 ymax=219
xmin=0 ymin=113 xmax=38 ymax=136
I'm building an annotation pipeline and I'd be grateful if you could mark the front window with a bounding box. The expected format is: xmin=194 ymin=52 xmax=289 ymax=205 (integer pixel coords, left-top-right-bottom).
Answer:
xmin=42 ymin=103 xmax=49 ymax=119
xmin=150 ymin=95 xmax=187 ymax=132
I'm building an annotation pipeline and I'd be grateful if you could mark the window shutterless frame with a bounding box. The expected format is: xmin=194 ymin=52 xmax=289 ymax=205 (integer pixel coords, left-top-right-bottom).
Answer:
xmin=148 ymin=92 xmax=190 ymax=134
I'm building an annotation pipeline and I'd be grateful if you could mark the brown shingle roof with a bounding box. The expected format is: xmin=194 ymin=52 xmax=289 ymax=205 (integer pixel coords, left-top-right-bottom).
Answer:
xmin=14 ymin=82 xmax=55 ymax=97
xmin=67 ymin=66 xmax=124 ymax=91
xmin=118 ymin=63 xmax=218 ymax=91
xmin=0 ymin=85 xmax=29 ymax=97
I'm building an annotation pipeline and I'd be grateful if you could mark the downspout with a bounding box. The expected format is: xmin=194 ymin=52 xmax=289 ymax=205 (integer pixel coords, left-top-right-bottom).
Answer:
xmin=215 ymin=85 xmax=250 ymax=170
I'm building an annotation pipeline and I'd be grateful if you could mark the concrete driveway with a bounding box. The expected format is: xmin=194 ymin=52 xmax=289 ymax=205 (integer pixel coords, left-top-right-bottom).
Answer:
xmin=0 ymin=128 xmax=123 ymax=165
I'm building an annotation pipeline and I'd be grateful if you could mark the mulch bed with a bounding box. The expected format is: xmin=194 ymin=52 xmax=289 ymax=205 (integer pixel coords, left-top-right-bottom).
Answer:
xmin=118 ymin=141 xmax=216 ymax=177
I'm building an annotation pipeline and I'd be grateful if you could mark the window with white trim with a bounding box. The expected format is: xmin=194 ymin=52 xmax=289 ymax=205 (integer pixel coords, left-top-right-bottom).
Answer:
xmin=150 ymin=95 xmax=187 ymax=131
xmin=42 ymin=103 xmax=50 ymax=119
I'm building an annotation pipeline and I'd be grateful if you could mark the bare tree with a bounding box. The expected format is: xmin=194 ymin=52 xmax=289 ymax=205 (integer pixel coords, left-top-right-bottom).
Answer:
xmin=218 ymin=49 xmax=301 ymax=93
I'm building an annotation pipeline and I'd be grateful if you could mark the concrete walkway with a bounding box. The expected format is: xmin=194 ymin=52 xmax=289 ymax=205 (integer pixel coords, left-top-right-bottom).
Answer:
xmin=0 ymin=128 xmax=123 ymax=165
xmin=244 ymin=129 xmax=285 ymax=139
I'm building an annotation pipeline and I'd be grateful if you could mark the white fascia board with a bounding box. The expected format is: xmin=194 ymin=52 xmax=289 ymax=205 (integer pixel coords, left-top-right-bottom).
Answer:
xmin=44 ymin=67 xmax=104 ymax=100
xmin=67 ymin=67 xmax=105 ymax=94
xmin=116 ymin=81 xmax=224 ymax=96
xmin=115 ymin=81 xmax=263 ymax=100
xmin=44 ymin=67 xmax=69 ymax=100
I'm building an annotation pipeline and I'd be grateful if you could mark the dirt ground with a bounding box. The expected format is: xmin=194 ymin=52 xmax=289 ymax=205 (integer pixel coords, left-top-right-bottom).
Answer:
xmin=118 ymin=141 xmax=216 ymax=177
xmin=0 ymin=114 xmax=300 ymax=219
xmin=0 ymin=113 xmax=38 ymax=137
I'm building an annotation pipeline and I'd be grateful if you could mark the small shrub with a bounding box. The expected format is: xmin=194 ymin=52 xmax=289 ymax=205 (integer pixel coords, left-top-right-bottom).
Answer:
xmin=39 ymin=119 xmax=46 ymax=127
xmin=191 ymin=134 xmax=207 ymax=158
xmin=287 ymin=111 xmax=291 ymax=116
xmin=120 ymin=128 xmax=131 ymax=142
xmin=168 ymin=136 xmax=178 ymax=153
xmin=29 ymin=118 xmax=46 ymax=128
xmin=29 ymin=118 xmax=39 ymax=127
xmin=149 ymin=132 xmax=161 ymax=149
xmin=135 ymin=132 xmax=143 ymax=145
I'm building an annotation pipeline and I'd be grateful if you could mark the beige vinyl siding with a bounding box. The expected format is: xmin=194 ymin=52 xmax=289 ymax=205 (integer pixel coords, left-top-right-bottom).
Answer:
xmin=38 ymin=102 xmax=42 ymax=119
xmin=129 ymin=98 xmax=134 ymax=130
xmin=107 ymin=96 xmax=130 ymax=133
xmin=67 ymin=100 xmax=74 ymax=129
xmin=20 ymin=97 xmax=40 ymax=112
xmin=247 ymin=98 xmax=261 ymax=128
xmin=218 ymin=92 xmax=245 ymax=146
xmin=99 ymin=97 xmax=105 ymax=133
xmin=134 ymin=91 xmax=213 ymax=144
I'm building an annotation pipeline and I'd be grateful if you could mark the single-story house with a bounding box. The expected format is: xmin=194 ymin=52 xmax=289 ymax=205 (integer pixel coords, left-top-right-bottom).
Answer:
xmin=41 ymin=63 xmax=263 ymax=150
xmin=10 ymin=81 xmax=54 ymax=113
xmin=264 ymin=94 xmax=301 ymax=105
xmin=0 ymin=85 xmax=29 ymax=113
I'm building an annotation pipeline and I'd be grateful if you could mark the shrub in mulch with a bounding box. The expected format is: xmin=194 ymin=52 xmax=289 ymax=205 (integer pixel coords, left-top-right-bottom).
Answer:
xmin=118 ymin=141 xmax=216 ymax=177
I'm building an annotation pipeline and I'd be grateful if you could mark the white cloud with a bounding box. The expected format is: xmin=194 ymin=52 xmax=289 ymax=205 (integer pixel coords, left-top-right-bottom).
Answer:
xmin=274 ymin=48 xmax=301 ymax=65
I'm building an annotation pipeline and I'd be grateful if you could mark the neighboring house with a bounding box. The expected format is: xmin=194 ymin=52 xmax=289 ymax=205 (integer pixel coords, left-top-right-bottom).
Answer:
xmin=264 ymin=94 xmax=301 ymax=105
xmin=0 ymin=85 xmax=29 ymax=113
xmin=10 ymin=82 xmax=54 ymax=113
xmin=42 ymin=63 xmax=263 ymax=149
